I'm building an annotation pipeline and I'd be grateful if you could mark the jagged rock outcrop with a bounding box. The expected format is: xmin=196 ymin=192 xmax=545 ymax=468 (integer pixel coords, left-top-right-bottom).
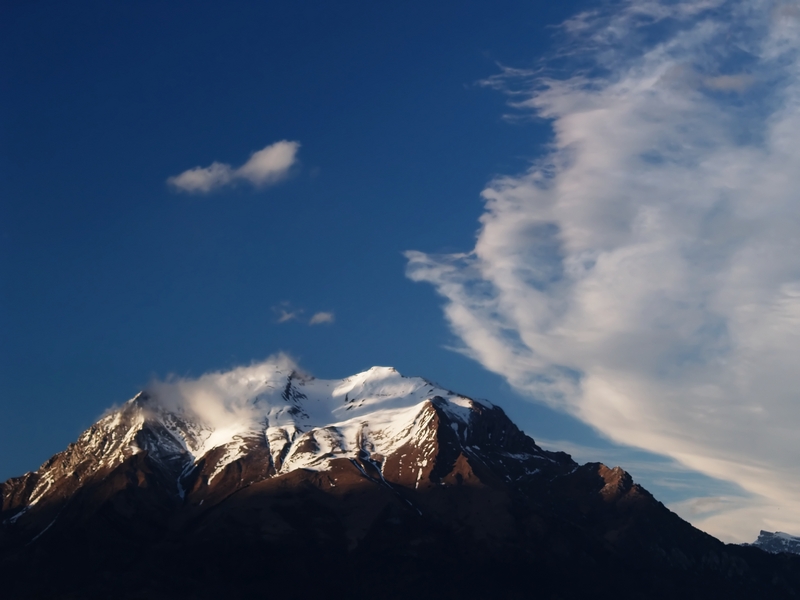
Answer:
xmin=749 ymin=530 xmax=800 ymax=555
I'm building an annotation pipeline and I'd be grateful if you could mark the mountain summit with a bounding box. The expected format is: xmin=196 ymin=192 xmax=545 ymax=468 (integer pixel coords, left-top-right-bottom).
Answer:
xmin=2 ymin=362 xmax=571 ymax=519
xmin=3 ymin=360 xmax=800 ymax=599
xmin=750 ymin=531 xmax=800 ymax=555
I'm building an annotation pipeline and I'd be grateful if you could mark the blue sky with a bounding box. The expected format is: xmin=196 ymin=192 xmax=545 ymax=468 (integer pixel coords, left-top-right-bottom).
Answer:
xmin=4 ymin=0 xmax=800 ymax=543
xmin=0 ymin=0 xmax=584 ymax=477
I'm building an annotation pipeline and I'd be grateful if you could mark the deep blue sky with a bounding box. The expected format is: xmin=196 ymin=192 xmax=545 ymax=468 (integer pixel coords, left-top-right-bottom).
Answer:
xmin=0 ymin=0 xmax=734 ymax=508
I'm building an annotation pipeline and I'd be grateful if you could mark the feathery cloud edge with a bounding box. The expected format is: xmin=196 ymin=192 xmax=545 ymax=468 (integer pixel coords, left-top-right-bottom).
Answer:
xmin=406 ymin=0 xmax=800 ymax=543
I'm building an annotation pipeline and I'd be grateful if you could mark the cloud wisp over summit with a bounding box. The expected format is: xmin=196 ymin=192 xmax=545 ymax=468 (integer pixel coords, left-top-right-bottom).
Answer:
xmin=168 ymin=140 xmax=300 ymax=193
xmin=407 ymin=0 xmax=800 ymax=542
xmin=145 ymin=354 xmax=301 ymax=437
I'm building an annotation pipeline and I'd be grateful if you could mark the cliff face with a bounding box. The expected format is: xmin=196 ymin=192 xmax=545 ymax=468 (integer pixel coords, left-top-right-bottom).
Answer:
xmin=2 ymin=365 xmax=799 ymax=599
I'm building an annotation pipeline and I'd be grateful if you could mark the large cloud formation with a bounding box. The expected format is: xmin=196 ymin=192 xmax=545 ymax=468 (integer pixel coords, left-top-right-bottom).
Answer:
xmin=407 ymin=0 xmax=800 ymax=542
xmin=167 ymin=140 xmax=300 ymax=193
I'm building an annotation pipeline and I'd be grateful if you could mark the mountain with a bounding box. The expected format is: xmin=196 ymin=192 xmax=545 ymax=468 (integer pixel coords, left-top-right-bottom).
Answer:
xmin=2 ymin=362 xmax=800 ymax=599
xmin=750 ymin=531 xmax=800 ymax=555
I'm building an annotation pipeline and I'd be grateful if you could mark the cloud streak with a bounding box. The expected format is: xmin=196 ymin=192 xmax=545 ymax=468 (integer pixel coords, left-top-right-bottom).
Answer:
xmin=272 ymin=303 xmax=335 ymax=326
xmin=407 ymin=0 xmax=800 ymax=542
xmin=168 ymin=140 xmax=300 ymax=193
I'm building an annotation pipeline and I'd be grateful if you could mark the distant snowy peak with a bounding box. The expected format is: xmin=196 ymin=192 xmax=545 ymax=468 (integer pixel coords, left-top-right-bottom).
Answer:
xmin=750 ymin=531 xmax=800 ymax=555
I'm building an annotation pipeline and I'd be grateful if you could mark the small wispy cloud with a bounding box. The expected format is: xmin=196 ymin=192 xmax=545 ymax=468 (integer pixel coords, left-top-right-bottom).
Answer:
xmin=273 ymin=303 xmax=334 ymax=326
xmin=272 ymin=301 xmax=303 ymax=323
xmin=309 ymin=311 xmax=335 ymax=325
xmin=276 ymin=309 xmax=302 ymax=323
xmin=168 ymin=140 xmax=300 ymax=193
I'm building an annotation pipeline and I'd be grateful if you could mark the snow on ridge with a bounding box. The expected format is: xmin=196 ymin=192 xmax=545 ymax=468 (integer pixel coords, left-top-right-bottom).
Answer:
xmin=4 ymin=356 xmax=511 ymax=517
xmin=124 ymin=357 xmax=487 ymax=474
xmin=7 ymin=360 xmax=499 ymax=511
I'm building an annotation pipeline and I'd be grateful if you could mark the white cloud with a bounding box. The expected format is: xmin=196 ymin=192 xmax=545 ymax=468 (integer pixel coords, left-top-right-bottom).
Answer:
xmin=407 ymin=0 xmax=800 ymax=542
xmin=276 ymin=309 xmax=301 ymax=323
xmin=145 ymin=354 xmax=301 ymax=443
xmin=167 ymin=140 xmax=300 ymax=193
xmin=235 ymin=141 xmax=299 ymax=186
xmin=272 ymin=302 xmax=303 ymax=323
xmin=309 ymin=311 xmax=335 ymax=325
xmin=166 ymin=161 xmax=234 ymax=193
xmin=272 ymin=303 xmax=334 ymax=326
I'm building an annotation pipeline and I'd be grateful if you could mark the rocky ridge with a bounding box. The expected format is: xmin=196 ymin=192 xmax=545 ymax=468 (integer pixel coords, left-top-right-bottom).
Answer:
xmin=2 ymin=362 xmax=800 ymax=599
xmin=750 ymin=531 xmax=800 ymax=555
xmin=2 ymin=365 xmax=572 ymax=523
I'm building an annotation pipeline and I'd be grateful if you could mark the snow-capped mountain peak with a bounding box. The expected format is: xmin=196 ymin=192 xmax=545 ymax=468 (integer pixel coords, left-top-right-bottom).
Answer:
xmin=140 ymin=362 xmax=493 ymax=475
xmin=7 ymin=360 xmax=798 ymax=599
xmin=749 ymin=530 xmax=800 ymax=555
xmin=3 ymin=360 xmax=560 ymax=517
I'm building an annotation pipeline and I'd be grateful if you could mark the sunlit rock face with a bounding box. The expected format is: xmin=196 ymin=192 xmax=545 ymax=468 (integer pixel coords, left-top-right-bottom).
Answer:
xmin=3 ymin=363 xmax=800 ymax=599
